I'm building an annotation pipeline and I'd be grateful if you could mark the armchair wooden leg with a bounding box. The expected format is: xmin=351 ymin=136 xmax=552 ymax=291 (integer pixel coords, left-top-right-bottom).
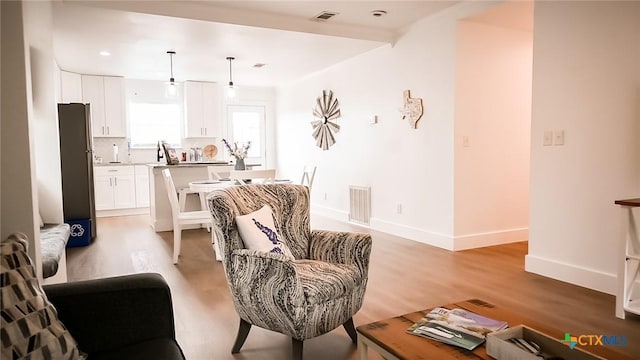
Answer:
xmin=343 ymin=317 xmax=357 ymax=344
xmin=231 ymin=318 xmax=252 ymax=353
xmin=292 ymin=338 xmax=303 ymax=360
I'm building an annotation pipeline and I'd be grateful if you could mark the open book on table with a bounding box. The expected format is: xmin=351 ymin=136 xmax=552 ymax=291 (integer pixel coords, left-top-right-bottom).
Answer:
xmin=406 ymin=307 xmax=508 ymax=351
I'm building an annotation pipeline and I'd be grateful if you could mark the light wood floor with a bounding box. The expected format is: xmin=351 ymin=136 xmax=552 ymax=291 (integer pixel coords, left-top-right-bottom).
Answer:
xmin=66 ymin=214 xmax=640 ymax=359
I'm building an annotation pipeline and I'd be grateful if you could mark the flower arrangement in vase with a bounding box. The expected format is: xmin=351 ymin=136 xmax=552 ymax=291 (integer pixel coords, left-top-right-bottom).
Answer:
xmin=222 ymin=138 xmax=251 ymax=170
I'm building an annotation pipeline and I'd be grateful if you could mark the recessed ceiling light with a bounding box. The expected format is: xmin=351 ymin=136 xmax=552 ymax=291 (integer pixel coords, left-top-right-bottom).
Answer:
xmin=99 ymin=51 xmax=111 ymax=56
xmin=371 ymin=10 xmax=387 ymax=17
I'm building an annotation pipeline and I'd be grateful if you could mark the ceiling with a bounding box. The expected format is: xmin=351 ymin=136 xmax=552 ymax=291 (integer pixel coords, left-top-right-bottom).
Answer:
xmin=52 ymin=0 xmax=462 ymax=87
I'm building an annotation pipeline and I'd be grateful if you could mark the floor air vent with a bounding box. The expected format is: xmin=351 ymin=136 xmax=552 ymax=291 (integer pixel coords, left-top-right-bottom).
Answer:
xmin=349 ymin=186 xmax=371 ymax=226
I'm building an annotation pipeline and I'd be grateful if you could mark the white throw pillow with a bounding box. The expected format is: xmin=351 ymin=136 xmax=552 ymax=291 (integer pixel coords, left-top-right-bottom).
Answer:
xmin=235 ymin=205 xmax=294 ymax=259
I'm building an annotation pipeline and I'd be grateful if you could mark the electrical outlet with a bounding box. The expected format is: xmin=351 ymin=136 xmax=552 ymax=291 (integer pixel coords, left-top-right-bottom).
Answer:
xmin=397 ymin=204 xmax=402 ymax=214
xmin=543 ymin=131 xmax=553 ymax=146
xmin=463 ymin=136 xmax=470 ymax=148
xmin=324 ymin=192 xmax=327 ymax=201
xmin=370 ymin=115 xmax=378 ymax=124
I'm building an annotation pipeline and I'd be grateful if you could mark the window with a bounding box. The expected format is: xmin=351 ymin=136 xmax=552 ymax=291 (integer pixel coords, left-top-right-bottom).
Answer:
xmin=227 ymin=105 xmax=266 ymax=164
xmin=129 ymin=103 xmax=182 ymax=148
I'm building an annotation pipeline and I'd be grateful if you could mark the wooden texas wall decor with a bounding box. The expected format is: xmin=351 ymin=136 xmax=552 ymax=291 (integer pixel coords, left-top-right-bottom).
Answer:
xmin=400 ymin=90 xmax=424 ymax=129
xmin=311 ymin=89 xmax=342 ymax=150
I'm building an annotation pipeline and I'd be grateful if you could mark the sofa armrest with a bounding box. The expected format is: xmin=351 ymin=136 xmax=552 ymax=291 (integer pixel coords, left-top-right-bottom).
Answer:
xmin=43 ymin=273 xmax=177 ymax=355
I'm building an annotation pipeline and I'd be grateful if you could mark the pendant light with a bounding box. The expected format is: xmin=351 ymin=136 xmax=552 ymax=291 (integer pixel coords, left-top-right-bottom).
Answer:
xmin=165 ymin=50 xmax=177 ymax=98
xmin=225 ymin=56 xmax=238 ymax=101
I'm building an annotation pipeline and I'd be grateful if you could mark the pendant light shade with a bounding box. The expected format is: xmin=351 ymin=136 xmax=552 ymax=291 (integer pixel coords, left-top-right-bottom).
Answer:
xmin=165 ymin=50 xmax=177 ymax=98
xmin=225 ymin=56 xmax=238 ymax=101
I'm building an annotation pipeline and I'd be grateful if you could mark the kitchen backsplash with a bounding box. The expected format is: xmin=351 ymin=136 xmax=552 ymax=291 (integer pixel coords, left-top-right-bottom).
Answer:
xmin=93 ymin=137 xmax=227 ymax=164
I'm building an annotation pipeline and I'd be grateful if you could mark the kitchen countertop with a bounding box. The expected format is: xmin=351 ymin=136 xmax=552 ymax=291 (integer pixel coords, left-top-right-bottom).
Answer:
xmin=93 ymin=162 xmax=150 ymax=166
xmin=94 ymin=161 xmax=234 ymax=167
xmin=149 ymin=162 xmax=261 ymax=169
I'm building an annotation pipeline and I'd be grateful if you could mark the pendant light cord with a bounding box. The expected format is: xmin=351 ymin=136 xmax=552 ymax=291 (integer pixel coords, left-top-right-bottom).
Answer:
xmin=227 ymin=56 xmax=235 ymax=86
xmin=167 ymin=51 xmax=176 ymax=82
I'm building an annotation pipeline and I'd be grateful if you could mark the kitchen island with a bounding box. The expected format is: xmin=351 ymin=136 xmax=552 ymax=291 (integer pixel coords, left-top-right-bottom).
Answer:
xmin=148 ymin=162 xmax=257 ymax=232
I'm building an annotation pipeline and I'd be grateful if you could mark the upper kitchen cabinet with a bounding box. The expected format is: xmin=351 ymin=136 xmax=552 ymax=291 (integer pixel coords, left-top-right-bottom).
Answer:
xmin=184 ymin=81 xmax=221 ymax=138
xmin=82 ymin=75 xmax=126 ymax=138
xmin=60 ymin=71 xmax=83 ymax=103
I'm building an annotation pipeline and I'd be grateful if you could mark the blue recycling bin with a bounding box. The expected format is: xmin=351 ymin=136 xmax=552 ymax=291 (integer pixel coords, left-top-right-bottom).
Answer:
xmin=65 ymin=218 xmax=92 ymax=247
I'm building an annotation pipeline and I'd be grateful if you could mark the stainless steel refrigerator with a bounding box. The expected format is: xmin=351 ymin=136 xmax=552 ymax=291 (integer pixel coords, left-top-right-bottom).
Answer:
xmin=57 ymin=103 xmax=97 ymax=240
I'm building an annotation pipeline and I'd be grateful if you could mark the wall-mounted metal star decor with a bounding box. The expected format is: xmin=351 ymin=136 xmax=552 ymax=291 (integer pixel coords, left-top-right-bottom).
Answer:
xmin=311 ymin=89 xmax=341 ymax=150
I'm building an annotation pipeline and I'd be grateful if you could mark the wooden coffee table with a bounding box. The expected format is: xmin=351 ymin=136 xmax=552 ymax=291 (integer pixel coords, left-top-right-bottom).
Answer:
xmin=356 ymin=299 xmax=633 ymax=360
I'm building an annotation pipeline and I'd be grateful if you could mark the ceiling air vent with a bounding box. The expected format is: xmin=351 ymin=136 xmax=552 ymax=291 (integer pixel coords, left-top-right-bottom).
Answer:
xmin=312 ymin=11 xmax=339 ymax=22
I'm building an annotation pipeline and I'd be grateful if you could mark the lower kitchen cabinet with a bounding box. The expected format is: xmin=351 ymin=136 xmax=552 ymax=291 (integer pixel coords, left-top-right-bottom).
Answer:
xmin=134 ymin=165 xmax=150 ymax=208
xmin=94 ymin=166 xmax=136 ymax=210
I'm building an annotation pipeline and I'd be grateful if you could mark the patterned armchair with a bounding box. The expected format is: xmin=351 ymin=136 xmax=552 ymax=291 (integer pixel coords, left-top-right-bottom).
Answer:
xmin=207 ymin=184 xmax=372 ymax=360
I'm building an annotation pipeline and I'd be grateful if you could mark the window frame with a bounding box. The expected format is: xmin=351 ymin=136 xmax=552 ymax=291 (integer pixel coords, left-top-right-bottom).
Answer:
xmin=225 ymin=104 xmax=267 ymax=166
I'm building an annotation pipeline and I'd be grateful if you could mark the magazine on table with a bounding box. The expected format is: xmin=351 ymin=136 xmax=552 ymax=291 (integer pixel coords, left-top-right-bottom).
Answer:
xmin=406 ymin=307 xmax=508 ymax=351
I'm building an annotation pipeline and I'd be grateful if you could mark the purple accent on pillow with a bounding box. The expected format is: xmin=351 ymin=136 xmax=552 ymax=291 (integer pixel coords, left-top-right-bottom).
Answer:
xmin=252 ymin=218 xmax=279 ymax=245
xmin=252 ymin=218 xmax=286 ymax=255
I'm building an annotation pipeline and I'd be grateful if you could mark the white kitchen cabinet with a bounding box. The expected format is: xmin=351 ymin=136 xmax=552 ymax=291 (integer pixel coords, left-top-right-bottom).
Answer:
xmin=184 ymin=81 xmax=221 ymax=138
xmin=94 ymin=166 xmax=136 ymax=210
xmin=93 ymin=175 xmax=114 ymax=210
xmin=60 ymin=71 xmax=83 ymax=103
xmin=82 ymin=75 xmax=126 ymax=138
xmin=134 ymin=165 xmax=150 ymax=208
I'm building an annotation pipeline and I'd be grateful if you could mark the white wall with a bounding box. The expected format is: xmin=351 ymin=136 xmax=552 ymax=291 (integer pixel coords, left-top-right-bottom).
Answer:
xmin=527 ymin=1 xmax=640 ymax=294
xmin=275 ymin=2 xmax=498 ymax=249
xmin=1 ymin=0 xmax=43 ymax=273
xmin=27 ymin=1 xmax=64 ymax=225
xmin=453 ymin=20 xmax=532 ymax=249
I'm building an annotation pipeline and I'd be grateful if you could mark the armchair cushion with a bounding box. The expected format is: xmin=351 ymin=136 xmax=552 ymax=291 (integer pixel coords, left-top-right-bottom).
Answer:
xmin=1 ymin=233 xmax=83 ymax=359
xmin=235 ymin=205 xmax=294 ymax=258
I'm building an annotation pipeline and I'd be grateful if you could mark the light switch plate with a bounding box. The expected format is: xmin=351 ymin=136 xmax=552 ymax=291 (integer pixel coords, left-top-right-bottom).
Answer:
xmin=554 ymin=130 xmax=565 ymax=146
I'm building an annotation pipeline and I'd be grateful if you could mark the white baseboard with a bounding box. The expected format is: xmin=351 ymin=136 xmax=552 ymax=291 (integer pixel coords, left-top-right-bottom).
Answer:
xmin=97 ymin=207 xmax=149 ymax=218
xmin=453 ymin=228 xmax=528 ymax=251
xmin=311 ymin=205 xmax=528 ymax=251
xmin=370 ymin=217 xmax=454 ymax=250
xmin=525 ymin=254 xmax=616 ymax=295
xmin=310 ymin=204 xmax=349 ymax=223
